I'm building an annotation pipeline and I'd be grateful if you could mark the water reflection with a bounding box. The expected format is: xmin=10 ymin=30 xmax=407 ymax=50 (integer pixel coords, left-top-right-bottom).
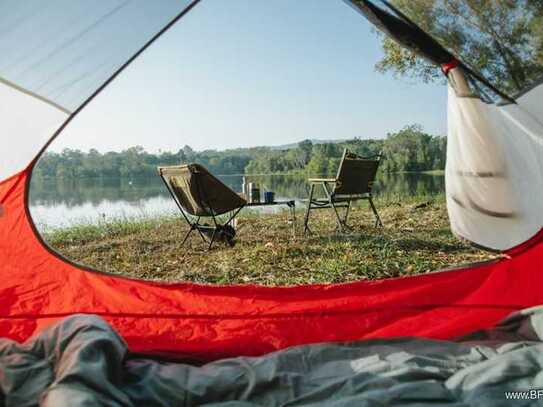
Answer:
xmin=29 ymin=173 xmax=444 ymax=229
xmin=374 ymin=172 xmax=445 ymax=198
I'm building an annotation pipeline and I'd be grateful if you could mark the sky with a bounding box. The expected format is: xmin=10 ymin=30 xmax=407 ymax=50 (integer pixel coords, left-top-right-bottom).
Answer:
xmin=51 ymin=0 xmax=447 ymax=153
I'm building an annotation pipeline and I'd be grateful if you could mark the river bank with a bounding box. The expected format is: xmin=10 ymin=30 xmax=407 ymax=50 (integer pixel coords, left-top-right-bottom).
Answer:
xmin=43 ymin=197 xmax=497 ymax=285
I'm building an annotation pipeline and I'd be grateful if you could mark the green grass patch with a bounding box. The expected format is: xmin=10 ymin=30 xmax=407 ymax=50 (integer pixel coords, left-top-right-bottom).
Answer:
xmin=43 ymin=198 xmax=498 ymax=286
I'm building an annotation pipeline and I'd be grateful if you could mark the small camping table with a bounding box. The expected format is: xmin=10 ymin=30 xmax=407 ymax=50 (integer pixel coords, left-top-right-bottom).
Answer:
xmin=244 ymin=200 xmax=296 ymax=236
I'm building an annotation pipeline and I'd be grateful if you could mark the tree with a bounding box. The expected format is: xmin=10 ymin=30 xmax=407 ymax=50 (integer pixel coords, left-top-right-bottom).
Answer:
xmin=298 ymin=140 xmax=313 ymax=165
xmin=33 ymin=131 xmax=447 ymax=180
xmin=305 ymin=143 xmax=343 ymax=176
xmin=81 ymin=148 xmax=101 ymax=177
xmin=305 ymin=152 xmax=330 ymax=176
xmin=285 ymin=148 xmax=307 ymax=170
xmin=372 ymin=0 xmax=543 ymax=95
xmin=381 ymin=124 xmax=445 ymax=173
xmin=182 ymin=145 xmax=195 ymax=162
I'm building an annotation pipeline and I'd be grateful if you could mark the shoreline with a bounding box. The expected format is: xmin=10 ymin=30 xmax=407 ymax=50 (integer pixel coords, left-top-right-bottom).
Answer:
xmin=43 ymin=198 xmax=496 ymax=286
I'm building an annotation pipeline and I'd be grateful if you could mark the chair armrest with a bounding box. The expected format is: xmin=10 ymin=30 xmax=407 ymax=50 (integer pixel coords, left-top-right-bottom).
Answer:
xmin=307 ymin=178 xmax=336 ymax=183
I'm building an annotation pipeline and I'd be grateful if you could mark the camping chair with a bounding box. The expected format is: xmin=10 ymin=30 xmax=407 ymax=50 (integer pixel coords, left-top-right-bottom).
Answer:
xmin=303 ymin=149 xmax=383 ymax=234
xmin=158 ymin=164 xmax=246 ymax=249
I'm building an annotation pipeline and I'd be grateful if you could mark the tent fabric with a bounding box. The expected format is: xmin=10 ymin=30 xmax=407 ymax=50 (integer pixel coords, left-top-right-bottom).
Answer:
xmin=3 ymin=310 xmax=543 ymax=406
xmin=347 ymin=0 xmax=543 ymax=250
xmin=346 ymin=0 xmax=455 ymax=66
xmin=446 ymin=67 xmax=543 ymax=250
xmin=0 ymin=0 xmax=194 ymax=111
xmin=1 ymin=0 xmax=543 ymax=362
xmin=514 ymin=78 xmax=543 ymax=118
xmin=0 ymin=80 xmax=68 ymax=180
xmin=2 ymin=168 xmax=543 ymax=360
xmin=0 ymin=0 xmax=194 ymax=179
xmin=345 ymin=0 xmax=519 ymax=104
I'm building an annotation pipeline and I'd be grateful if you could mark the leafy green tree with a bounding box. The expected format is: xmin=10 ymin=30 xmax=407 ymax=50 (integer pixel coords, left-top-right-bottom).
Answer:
xmin=371 ymin=0 xmax=543 ymax=94
xmin=33 ymin=128 xmax=447 ymax=180
xmin=298 ymin=140 xmax=313 ymax=165
xmin=305 ymin=152 xmax=330 ymax=176
xmin=182 ymin=145 xmax=195 ymax=162
xmin=305 ymin=143 xmax=343 ymax=176
xmin=381 ymin=124 xmax=445 ymax=173
xmin=285 ymin=148 xmax=307 ymax=170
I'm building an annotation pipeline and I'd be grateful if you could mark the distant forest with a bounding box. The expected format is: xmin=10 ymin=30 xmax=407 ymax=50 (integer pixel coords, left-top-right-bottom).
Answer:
xmin=34 ymin=125 xmax=446 ymax=179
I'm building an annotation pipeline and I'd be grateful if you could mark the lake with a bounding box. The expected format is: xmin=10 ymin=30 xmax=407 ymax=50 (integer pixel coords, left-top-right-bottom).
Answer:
xmin=29 ymin=173 xmax=445 ymax=230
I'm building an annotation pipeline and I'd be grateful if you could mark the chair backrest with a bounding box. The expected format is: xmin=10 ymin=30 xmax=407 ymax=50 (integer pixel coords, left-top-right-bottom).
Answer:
xmin=158 ymin=164 xmax=246 ymax=217
xmin=333 ymin=149 xmax=381 ymax=196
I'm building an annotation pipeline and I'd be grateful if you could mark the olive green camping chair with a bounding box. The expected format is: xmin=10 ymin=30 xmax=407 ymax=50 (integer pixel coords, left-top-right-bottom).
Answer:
xmin=158 ymin=164 xmax=247 ymax=249
xmin=303 ymin=149 xmax=383 ymax=234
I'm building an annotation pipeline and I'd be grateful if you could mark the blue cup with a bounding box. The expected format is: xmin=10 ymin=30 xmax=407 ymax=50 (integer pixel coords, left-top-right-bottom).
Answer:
xmin=264 ymin=191 xmax=275 ymax=203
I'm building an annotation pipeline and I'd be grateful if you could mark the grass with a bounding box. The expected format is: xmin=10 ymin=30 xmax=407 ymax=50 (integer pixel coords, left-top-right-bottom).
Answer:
xmin=43 ymin=195 xmax=498 ymax=286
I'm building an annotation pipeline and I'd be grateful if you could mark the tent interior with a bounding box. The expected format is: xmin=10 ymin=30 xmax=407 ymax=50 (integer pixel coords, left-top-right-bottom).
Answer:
xmin=2 ymin=0 xmax=543 ymax=404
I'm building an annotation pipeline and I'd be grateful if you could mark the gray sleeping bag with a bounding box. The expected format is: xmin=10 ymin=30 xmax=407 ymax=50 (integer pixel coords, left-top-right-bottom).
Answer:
xmin=2 ymin=307 xmax=543 ymax=406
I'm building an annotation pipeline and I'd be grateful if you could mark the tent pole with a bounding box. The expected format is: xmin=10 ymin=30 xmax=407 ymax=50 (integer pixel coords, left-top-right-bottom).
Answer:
xmin=29 ymin=0 xmax=203 ymax=167
xmin=378 ymin=0 xmax=516 ymax=104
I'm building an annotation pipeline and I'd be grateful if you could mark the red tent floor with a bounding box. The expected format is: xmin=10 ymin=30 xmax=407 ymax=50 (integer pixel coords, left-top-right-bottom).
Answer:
xmin=1 ymin=168 xmax=542 ymax=361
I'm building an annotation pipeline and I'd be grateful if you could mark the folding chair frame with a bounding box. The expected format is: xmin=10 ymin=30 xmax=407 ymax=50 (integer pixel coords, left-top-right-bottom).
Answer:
xmin=303 ymin=152 xmax=383 ymax=235
xmin=303 ymin=182 xmax=382 ymax=235
xmin=160 ymin=172 xmax=245 ymax=250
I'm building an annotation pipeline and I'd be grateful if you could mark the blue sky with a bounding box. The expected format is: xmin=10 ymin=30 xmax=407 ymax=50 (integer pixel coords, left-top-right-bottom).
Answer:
xmin=52 ymin=0 xmax=447 ymax=153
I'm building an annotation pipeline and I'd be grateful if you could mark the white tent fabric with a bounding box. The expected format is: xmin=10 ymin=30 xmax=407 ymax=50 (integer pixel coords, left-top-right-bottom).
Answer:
xmin=0 ymin=81 xmax=68 ymax=179
xmin=446 ymin=68 xmax=543 ymax=251
xmin=516 ymin=81 xmax=543 ymax=119
xmin=0 ymin=0 xmax=192 ymax=180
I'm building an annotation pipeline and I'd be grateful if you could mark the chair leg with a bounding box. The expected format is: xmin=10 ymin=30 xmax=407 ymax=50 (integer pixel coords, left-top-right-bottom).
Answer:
xmin=181 ymin=225 xmax=195 ymax=246
xmin=290 ymin=203 xmax=296 ymax=237
xmin=196 ymin=227 xmax=207 ymax=242
xmin=343 ymin=200 xmax=352 ymax=228
xmin=329 ymin=201 xmax=346 ymax=233
xmin=320 ymin=183 xmax=345 ymax=233
xmin=208 ymin=229 xmax=218 ymax=250
xmin=193 ymin=217 xmax=207 ymax=242
xmin=303 ymin=184 xmax=315 ymax=235
xmin=225 ymin=206 xmax=244 ymax=225
xmin=369 ymin=196 xmax=383 ymax=227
